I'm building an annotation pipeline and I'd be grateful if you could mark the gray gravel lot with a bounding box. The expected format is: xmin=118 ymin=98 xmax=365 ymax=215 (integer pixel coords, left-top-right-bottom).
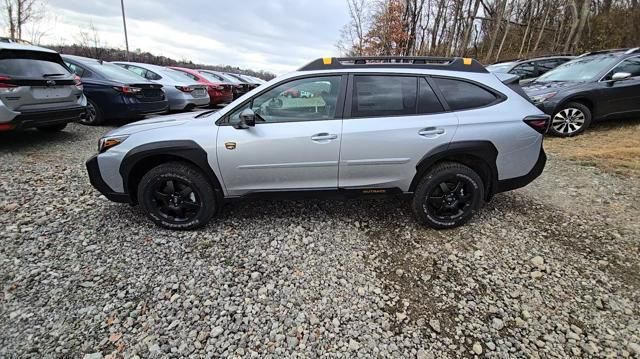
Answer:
xmin=1 ymin=123 xmax=639 ymax=358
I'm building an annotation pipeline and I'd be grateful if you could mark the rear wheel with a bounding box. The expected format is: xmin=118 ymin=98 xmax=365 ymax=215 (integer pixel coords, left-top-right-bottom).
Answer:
xmin=138 ymin=162 xmax=218 ymax=230
xmin=412 ymin=162 xmax=484 ymax=229
xmin=81 ymin=99 xmax=105 ymax=125
xmin=36 ymin=123 xmax=67 ymax=132
xmin=549 ymin=102 xmax=592 ymax=137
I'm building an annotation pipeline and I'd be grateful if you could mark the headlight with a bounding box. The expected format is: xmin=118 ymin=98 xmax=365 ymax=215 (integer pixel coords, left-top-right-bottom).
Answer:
xmin=529 ymin=92 xmax=557 ymax=105
xmin=98 ymin=135 xmax=129 ymax=153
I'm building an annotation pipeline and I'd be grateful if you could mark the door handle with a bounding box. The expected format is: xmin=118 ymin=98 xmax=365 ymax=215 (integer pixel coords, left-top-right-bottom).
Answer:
xmin=418 ymin=127 xmax=445 ymax=136
xmin=311 ymin=133 xmax=338 ymax=141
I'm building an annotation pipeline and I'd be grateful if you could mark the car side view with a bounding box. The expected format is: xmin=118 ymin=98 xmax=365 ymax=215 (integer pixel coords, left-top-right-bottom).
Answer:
xmin=86 ymin=56 xmax=549 ymax=230
xmin=168 ymin=66 xmax=234 ymax=106
xmin=524 ymin=48 xmax=640 ymax=136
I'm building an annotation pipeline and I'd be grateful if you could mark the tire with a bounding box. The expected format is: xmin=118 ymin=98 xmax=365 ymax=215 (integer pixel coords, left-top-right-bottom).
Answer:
xmin=412 ymin=162 xmax=484 ymax=229
xmin=137 ymin=162 xmax=218 ymax=230
xmin=548 ymin=102 xmax=592 ymax=137
xmin=81 ymin=98 xmax=105 ymax=125
xmin=36 ymin=123 xmax=67 ymax=132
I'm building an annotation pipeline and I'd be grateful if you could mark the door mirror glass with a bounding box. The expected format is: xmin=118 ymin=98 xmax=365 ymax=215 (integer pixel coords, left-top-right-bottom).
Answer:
xmin=611 ymin=72 xmax=632 ymax=81
xmin=235 ymin=108 xmax=256 ymax=129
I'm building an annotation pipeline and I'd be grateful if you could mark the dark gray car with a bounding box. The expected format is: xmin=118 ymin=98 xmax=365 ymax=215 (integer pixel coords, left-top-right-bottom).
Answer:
xmin=487 ymin=56 xmax=575 ymax=84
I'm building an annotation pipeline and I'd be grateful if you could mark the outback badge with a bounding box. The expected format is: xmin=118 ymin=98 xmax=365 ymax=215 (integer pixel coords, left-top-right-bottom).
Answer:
xmin=225 ymin=142 xmax=236 ymax=150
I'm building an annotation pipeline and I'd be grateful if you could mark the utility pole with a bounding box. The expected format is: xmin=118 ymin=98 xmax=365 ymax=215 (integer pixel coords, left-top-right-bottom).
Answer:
xmin=120 ymin=0 xmax=130 ymax=60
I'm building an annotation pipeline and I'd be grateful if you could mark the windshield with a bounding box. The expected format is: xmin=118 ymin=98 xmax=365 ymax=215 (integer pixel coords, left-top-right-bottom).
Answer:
xmin=486 ymin=63 xmax=513 ymax=73
xmin=535 ymin=55 xmax=619 ymax=82
xmin=87 ymin=61 xmax=149 ymax=83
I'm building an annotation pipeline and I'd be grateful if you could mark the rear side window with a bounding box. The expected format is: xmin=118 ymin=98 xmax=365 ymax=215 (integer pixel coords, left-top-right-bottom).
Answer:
xmin=0 ymin=50 xmax=70 ymax=78
xmin=432 ymin=78 xmax=498 ymax=111
xmin=65 ymin=62 xmax=85 ymax=77
xmin=352 ymin=76 xmax=417 ymax=117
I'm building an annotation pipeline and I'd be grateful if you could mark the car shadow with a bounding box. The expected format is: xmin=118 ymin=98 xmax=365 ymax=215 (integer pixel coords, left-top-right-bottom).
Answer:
xmin=0 ymin=128 xmax=80 ymax=151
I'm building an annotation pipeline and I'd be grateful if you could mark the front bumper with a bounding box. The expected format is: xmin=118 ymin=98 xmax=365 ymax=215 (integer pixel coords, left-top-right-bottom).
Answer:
xmin=496 ymin=148 xmax=547 ymax=193
xmin=86 ymin=155 xmax=130 ymax=203
xmin=6 ymin=106 xmax=86 ymax=130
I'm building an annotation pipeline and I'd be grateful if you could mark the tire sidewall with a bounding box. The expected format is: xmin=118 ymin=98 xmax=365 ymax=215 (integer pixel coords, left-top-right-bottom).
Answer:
xmin=138 ymin=167 xmax=216 ymax=230
xmin=82 ymin=98 xmax=104 ymax=125
xmin=549 ymin=102 xmax=592 ymax=137
xmin=413 ymin=167 xmax=484 ymax=229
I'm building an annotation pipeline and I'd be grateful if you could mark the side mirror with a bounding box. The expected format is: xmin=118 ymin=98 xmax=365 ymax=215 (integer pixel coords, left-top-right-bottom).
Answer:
xmin=235 ymin=108 xmax=256 ymax=129
xmin=611 ymin=72 xmax=632 ymax=81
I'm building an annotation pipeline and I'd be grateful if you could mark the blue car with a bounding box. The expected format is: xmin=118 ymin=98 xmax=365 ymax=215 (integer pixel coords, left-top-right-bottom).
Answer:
xmin=62 ymin=55 xmax=168 ymax=125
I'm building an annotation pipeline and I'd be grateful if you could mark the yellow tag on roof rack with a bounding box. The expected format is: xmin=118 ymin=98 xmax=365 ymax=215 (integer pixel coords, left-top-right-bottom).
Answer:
xmin=322 ymin=57 xmax=332 ymax=65
xmin=463 ymin=58 xmax=472 ymax=65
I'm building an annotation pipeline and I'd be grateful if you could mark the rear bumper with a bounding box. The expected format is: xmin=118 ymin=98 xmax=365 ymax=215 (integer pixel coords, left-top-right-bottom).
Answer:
xmin=209 ymin=93 xmax=234 ymax=105
xmin=86 ymin=155 xmax=130 ymax=203
xmin=496 ymin=148 xmax=546 ymax=193
xmin=6 ymin=106 xmax=86 ymax=130
xmin=108 ymin=99 xmax=169 ymax=119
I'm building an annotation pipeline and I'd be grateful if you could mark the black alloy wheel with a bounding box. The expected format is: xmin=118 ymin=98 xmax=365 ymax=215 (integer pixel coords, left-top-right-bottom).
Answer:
xmin=151 ymin=178 xmax=201 ymax=223
xmin=412 ymin=162 xmax=484 ymax=229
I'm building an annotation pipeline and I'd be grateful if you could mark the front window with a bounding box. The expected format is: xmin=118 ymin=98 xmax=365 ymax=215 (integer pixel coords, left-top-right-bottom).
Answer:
xmin=227 ymin=76 xmax=341 ymax=124
xmin=602 ymin=57 xmax=640 ymax=80
xmin=510 ymin=62 xmax=537 ymax=79
xmin=535 ymin=55 xmax=619 ymax=82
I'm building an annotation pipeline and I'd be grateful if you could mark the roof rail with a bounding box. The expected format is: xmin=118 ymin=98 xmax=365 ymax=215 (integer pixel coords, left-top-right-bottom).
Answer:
xmin=577 ymin=48 xmax=630 ymax=57
xmin=625 ymin=47 xmax=640 ymax=54
xmin=299 ymin=56 xmax=487 ymax=73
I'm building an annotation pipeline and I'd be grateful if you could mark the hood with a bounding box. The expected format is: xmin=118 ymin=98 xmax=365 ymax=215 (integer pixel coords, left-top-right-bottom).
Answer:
xmin=523 ymin=81 xmax=582 ymax=96
xmin=103 ymin=112 xmax=199 ymax=137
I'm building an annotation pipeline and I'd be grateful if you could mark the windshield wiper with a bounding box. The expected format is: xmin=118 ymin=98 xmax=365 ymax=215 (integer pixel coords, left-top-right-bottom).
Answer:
xmin=43 ymin=73 xmax=66 ymax=77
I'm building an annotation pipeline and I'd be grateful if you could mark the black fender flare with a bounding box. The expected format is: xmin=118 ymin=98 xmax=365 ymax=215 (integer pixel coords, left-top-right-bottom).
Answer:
xmin=119 ymin=140 xmax=222 ymax=199
xmin=409 ymin=140 xmax=499 ymax=199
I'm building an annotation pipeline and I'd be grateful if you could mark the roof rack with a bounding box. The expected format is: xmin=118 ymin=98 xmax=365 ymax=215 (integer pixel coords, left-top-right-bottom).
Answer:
xmin=577 ymin=48 xmax=630 ymax=57
xmin=299 ymin=56 xmax=487 ymax=73
xmin=625 ymin=47 xmax=640 ymax=54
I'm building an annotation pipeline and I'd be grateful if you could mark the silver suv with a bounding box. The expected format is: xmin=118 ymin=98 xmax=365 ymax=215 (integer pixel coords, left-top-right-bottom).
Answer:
xmin=0 ymin=43 xmax=86 ymax=132
xmin=86 ymin=57 xmax=549 ymax=230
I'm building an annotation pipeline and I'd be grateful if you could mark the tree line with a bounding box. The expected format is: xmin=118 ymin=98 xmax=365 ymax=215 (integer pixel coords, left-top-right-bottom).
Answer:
xmin=337 ymin=0 xmax=640 ymax=64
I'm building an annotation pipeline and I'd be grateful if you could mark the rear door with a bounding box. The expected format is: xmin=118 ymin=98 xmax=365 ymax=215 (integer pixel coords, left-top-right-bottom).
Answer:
xmin=339 ymin=74 xmax=458 ymax=190
xmin=0 ymin=50 xmax=80 ymax=111
xmin=217 ymin=75 xmax=346 ymax=196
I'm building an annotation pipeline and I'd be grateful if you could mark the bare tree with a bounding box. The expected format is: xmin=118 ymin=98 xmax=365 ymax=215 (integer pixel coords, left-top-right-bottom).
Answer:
xmin=337 ymin=0 xmax=372 ymax=55
xmin=3 ymin=0 xmax=41 ymax=40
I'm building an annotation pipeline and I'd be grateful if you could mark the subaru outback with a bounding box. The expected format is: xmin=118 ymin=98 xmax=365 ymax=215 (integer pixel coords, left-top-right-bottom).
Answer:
xmin=86 ymin=56 xmax=549 ymax=230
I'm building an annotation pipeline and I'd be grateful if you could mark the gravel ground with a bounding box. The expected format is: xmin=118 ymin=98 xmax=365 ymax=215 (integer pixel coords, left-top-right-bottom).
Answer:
xmin=1 ymin=123 xmax=639 ymax=358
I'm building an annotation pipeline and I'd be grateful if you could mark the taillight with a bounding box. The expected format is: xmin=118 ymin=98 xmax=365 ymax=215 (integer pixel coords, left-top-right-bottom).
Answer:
xmin=176 ymin=86 xmax=194 ymax=92
xmin=0 ymin=76 xmax=17 ymax=93
xmin=74 ymin=75 xmax=83 ymax=90
xmin=113 ymin=86 xmax=142 ymax=95
xmin=523 ymin=115 xmax=551 ymax=134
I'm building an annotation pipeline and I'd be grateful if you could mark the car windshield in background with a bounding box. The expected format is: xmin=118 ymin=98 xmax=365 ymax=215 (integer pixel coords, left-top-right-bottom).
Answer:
xmin=486 ymin=63 xmax=513 ymax=73
xmin=535 ymin=55 xmax=619 ymax=82
xmin=87 ymin=61 xmax=150 ymax=83
xmin=159 ymin=68 xmax=196 ymax=82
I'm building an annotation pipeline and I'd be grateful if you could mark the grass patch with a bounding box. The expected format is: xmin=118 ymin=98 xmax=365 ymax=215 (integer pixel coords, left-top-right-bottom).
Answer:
xmin=545 ymin=118 xmax=640 ymax=176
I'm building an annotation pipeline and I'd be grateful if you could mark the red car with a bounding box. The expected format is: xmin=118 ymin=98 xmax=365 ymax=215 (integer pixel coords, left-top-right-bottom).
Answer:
xmin=168 ymin=66 xmax=234 ymax=106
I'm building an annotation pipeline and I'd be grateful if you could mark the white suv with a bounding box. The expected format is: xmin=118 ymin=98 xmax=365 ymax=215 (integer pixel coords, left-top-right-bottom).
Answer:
xmin=86 ymin=56 xmax=549 ymax=230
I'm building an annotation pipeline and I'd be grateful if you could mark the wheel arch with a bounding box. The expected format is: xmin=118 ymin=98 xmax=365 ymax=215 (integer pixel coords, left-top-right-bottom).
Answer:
xmin=119 ymin=140 xmax=222 ymax=204
xmin=409 ymin=141 xmax=499 ymax=201
xmin=558 ymin=96 xmax=595 ymax=117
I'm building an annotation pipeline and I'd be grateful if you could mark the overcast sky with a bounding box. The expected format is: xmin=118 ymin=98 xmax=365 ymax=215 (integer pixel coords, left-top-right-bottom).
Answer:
xmin=31 ymin=0 xmax=350 ymax=75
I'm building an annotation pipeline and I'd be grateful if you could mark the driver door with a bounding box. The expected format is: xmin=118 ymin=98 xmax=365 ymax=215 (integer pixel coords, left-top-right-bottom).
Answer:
xmin=216 ymin=75 xmax=346 ymax=196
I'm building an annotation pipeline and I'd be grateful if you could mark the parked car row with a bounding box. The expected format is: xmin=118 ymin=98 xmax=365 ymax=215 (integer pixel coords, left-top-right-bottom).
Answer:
xmin=0 ymin=42 xmax=268 ymax=131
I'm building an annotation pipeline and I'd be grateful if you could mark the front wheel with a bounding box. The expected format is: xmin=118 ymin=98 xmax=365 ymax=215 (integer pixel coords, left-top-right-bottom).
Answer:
xmin=412 ymin=162 xmax=484 ymax=229
xmin=549 ymin=102 xmax=592 ymax=137
xmin=137 ymin=162 xmax=218 ymax=230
